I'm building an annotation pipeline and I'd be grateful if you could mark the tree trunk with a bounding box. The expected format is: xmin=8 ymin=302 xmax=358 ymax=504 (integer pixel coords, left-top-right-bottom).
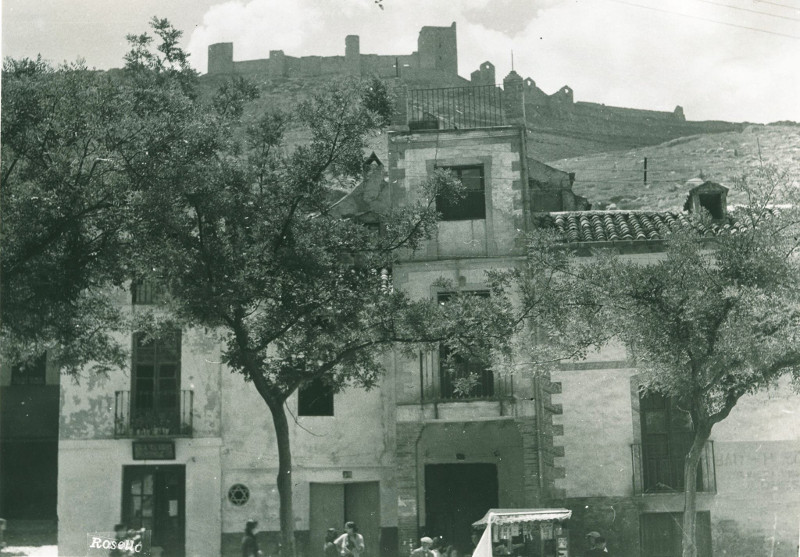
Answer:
xmin=267 ymin=397 xmax=296 ymax=557
xmin=681 ymin=424 xmax=711 ymax=557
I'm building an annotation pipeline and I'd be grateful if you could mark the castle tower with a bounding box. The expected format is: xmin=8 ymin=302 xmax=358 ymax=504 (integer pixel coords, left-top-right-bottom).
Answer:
xmin=470 ymin=61 xmax=495 ymax=86
xmin=345 ymin=35 xmax=361 ymax=75
xmin=269 ymin=50 xmax=286 ymax=78
xmin=503 ymin=70 xmax=526 ymax=125
xmin=417 ymin=22 xmax=457 ymax=75
xmin=208 ymin=42 xmax=234 ymax=74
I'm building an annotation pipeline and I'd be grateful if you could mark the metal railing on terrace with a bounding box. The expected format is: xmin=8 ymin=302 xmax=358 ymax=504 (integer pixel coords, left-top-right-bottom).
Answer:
xmin=631 ymin=441 xmax=716 ymax=495
xmin=420 ymin=364 xmax=514 ymax=402
xmin=114 ymin=390 xmax=194 ymax=438
xmin=408 ymin=84 xmax=504 ymax=131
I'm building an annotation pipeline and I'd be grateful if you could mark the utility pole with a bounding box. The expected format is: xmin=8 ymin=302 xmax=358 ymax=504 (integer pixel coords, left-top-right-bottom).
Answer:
xmin=643 ymin=157 xmax=648 ymax=186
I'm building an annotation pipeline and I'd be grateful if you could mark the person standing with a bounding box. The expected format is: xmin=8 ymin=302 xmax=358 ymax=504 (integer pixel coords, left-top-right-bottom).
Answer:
xmin=410 ymin=537 xmax=435 ymax=557
xmin=324 ymin=528 xmax=340 ymax=557
xmin=109 ymin=523 xmax=128 ymax=557
xmin=335 ymin=521 xmax=365 ymax=557
xmin=585 ymin=535 xmax=610 ymax=557
xmin=242 ymin=519 xmax=263 ymax=557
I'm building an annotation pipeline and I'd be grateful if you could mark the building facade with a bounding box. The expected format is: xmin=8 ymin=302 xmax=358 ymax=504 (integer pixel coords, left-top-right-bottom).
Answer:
xmin=17 ymin=73 xmax=796 ymax=557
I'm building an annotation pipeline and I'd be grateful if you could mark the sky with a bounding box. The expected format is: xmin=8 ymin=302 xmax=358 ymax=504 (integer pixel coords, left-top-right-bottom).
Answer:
xmin=3 ymin=0 xmax=799 ymax=124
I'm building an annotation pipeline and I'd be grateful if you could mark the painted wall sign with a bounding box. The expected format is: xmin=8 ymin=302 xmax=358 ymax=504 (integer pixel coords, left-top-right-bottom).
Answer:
xmin=133 ymin=440 xmax=176 ymax=460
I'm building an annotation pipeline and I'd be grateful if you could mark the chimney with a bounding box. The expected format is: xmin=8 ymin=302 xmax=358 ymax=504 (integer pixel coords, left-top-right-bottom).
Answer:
xmin=683 ymin=180 xmax=728 ymax=220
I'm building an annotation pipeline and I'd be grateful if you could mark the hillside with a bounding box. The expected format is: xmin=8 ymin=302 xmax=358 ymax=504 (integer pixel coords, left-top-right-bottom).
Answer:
xmin=545 ymin=124 xmax=800 ymax=211
xmin=197 ymin=75 xmax=798 ymax=212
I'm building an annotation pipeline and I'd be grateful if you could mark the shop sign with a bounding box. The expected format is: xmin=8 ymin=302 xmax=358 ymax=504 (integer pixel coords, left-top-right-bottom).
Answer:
xmin=132 ymin=440 xmax=175 ymax=460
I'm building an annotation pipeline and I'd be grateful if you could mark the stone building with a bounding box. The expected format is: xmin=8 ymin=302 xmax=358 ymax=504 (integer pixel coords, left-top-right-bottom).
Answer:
xmin=6 ymin=70 xmax=797 ymax=557
xmin=529 ymin=186 xmax=800 ymax=557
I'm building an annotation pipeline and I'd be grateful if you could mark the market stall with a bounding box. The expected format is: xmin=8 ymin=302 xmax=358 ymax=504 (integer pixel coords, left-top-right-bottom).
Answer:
xmin=472 ymin=509 xmax=572 ymax=557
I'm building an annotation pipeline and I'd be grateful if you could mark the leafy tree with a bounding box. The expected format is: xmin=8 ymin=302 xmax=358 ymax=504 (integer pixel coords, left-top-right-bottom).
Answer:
xmin=120 ymin=24 xmax=517 ymax=557
xmin=2 ymin=18 xmax=516 ymax=554
xmin=523 ymin=168 xmax=800 ymax=557
xmin=1 ymin=56 xmax=134 ymax=373
xmin=0 ymin=18 xmax=250 ymax=374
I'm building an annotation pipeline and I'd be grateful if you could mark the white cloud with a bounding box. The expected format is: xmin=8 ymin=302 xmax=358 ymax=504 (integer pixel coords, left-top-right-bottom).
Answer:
xmin=186 ymin=0 xmax=800 ymax=122
xmin=187 ymin=0 xmax=324 ymax=73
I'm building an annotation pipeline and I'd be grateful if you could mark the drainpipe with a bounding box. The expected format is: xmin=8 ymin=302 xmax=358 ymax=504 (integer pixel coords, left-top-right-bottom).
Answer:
xmin=533 ymin=376 xmax=546 ymax=501
xmin=419 ymin=351 xmax=425 ymax=410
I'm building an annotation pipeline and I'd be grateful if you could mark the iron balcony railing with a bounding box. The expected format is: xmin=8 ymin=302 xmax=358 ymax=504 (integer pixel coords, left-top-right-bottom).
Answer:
xmin=408 ymin=84 xmax=504 ymax=131
xmin=421 ymin=362 xmax=514 ymax=402
xmin=114 ymin=390 xmax=193 ymax=438
xmin=631 ymin=441 xmax=716 ymax=495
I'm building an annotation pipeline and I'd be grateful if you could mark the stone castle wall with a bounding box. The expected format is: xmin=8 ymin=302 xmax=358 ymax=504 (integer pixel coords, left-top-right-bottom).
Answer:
xmin=206 ymin=22 xmax=743 ymax=157
xmin=207 ymin=23 xmax=458 ymax=81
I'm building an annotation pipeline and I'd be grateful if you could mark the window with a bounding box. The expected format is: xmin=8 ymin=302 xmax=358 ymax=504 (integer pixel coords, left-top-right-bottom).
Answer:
xmin=11 ymin=354 xmax=47 ymax=385
xmin=436 ymin=165 xmax=486 ymax=221
xmin=132 ymin=278 xmax=165 ymax=305
xmin=437 ymin=291 xmax=493 ymax=400
xmin=641 ymin=512 xmax=712 ymax=557
xmin=298 ymin=377 xmax=334 ymax=416
xmin=640 ymin=392 xmax=703 ymax=492
xmin=132 ymin=331 xmax=181 ymax=432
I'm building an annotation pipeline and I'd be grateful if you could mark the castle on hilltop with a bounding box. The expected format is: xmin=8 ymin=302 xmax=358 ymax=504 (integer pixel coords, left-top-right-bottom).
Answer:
xmin=207 ymin=24 xmax=742 ymax=160
xmin=207 ymin=23 xmax=685 ymax=119
xmin=208 ymin=23 xmax=459 ymax=82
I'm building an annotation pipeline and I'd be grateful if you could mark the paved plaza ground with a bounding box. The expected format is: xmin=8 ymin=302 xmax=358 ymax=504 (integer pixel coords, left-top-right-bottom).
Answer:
xmin=1 ymin=547 xmax=58 ymax=557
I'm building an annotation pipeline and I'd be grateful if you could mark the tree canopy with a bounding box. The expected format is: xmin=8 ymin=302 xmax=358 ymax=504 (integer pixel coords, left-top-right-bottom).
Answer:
xmin=522 ymin=166 xmax=800 ymax=557
xmin=0 ymin=19 xmax=254 ymax=374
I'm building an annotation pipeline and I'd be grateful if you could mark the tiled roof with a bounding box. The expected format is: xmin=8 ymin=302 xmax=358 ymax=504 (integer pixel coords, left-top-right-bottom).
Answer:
xmin=533 ymin=210 xmax=754 ymax=244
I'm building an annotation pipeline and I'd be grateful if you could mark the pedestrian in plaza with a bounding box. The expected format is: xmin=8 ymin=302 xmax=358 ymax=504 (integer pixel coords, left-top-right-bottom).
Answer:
xmin=585 ymin=533 xmax=610 ymax=557
xmin=335 ymin=521 xmax=365 ymax=557
xmin=431 ymin=536 xmax=445 ymax=557
xmin=109 ymin=523 xmax=128 ymax=557
xmin=324 ymin=528 xmax=340 ymax=557
xmin=410 ymin=536 xmax=435 ymax=557
xmin=242 ymin=519 xmax=263 ymax=557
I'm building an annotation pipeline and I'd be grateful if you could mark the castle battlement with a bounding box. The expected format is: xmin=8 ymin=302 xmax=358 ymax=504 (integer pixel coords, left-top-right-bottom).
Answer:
xmin=207 ymin=24 xmax=741 ymax=160
xmin=207 ymin=22 xmax=458 ymax=80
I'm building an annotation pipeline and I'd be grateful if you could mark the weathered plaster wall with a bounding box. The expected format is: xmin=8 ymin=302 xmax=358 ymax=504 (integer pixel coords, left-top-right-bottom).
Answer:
xmin=59 ymin=319 xmax=223 ymax=441
xmin=58 ymin=439 xmax=222 ymax=557
xmin=219 ymin=359 xmax=396 ymax=534
xmin=551 ymin=363 xmax=636 ymax=498
xmin=553 ymin=343 xmax=800 ymax=556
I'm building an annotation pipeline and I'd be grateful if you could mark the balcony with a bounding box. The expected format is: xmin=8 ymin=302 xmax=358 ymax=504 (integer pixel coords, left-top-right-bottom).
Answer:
xmin=631 ymin=441 xmax=716 ymax=495
xmin=114 ymin=390 xmax=193 ymax=438
xmin=422 ymin=364 xmax=514 ymax=402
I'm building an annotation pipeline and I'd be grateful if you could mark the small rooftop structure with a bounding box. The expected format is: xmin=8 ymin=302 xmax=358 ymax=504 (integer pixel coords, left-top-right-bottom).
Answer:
xmin=683 ymin=180 xmax=728 ymax=220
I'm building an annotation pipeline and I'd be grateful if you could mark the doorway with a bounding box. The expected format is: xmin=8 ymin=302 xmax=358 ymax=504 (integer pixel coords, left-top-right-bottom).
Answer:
xmin=122 ymin=465 xmax=185 ymax=557
xmin=309 ymin=482 xmax=380 ymax=557
xmin=425 ymin=463 xmax=498 ymax=553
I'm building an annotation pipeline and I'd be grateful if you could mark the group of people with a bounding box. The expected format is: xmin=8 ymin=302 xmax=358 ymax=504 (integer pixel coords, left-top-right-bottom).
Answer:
xmin=241 ymin=521 xmax=609 ymax=557
xmin=407 ymin=530 xmax=609 ymax=557
xmin=241 ymin=519 xmax=366 ymax=557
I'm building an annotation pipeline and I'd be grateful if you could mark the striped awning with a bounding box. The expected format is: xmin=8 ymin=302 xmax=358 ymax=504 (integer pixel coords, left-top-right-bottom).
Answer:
xmin=472 ymin=509 xmax=572 ymax=528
